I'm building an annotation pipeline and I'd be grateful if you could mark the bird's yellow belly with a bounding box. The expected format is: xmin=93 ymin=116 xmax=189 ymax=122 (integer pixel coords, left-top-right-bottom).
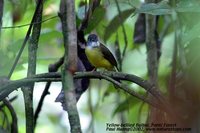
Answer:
xmin=85 ymin=47 xmax=113 ymax=70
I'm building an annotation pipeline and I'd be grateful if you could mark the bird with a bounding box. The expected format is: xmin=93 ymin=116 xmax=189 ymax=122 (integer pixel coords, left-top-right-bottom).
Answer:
xmin=85 ymin=34 xmax=119 ymax=71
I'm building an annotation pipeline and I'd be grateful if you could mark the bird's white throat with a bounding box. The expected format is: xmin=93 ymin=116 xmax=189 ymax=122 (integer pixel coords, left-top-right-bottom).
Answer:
xmin=87 ymin=41 xmax=100 ymax=49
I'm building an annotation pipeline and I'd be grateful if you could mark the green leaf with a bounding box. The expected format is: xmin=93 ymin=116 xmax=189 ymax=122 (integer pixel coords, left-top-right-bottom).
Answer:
xmin=104 ymin=8 xmax=135 ymax=41
xmin=136 ymin=1 xmax=172 ymax=15
xmin=7 ymin=39 xmax=24 ymax=53
xmin=85 ymin=6 xmax=106 ymax=34
xmin=0 ymin=51 xmax=13 ymax=76
xmin=77 ymin=5 xmax=88 ymax=20
xmin=182 ymin=23 xmax=200 ymax=44
xmin=39 ymin=30 xmax=62 ymax=44
xmin=175 ymin=0 xmax=200 ymax=12
xmin=102 ymin=84 xmax=118 ymax=101
xmin=112 ymin=95 xmax=140 ymax=117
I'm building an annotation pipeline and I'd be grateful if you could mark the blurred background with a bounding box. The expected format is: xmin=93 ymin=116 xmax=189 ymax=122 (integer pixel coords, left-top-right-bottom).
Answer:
xmin=1 ymin=0 xmax=200 ymax=132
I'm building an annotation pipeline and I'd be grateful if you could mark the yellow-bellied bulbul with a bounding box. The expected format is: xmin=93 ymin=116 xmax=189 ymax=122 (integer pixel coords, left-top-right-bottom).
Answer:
xmin=85 ymin=34 xmax=119 ymax=71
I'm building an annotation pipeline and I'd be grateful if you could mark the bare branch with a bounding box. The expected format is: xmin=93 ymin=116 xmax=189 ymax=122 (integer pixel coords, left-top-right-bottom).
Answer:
xmin=100 ymin=74 xmax=159 ymax=108
xmin=59 ymin=0 xmax=81 ymax=132
xmin=22 ymin=0 xmax=43 ymax=132
xmin=0 ymin=71 xmax=158 ymax=106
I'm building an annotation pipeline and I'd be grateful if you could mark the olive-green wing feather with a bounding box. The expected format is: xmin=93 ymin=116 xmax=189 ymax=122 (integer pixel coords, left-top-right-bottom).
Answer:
xmin=100 ymin=43 xmax=119 ymax=70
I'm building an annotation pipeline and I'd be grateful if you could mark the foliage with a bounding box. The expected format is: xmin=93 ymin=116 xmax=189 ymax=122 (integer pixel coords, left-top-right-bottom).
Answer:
xmin=1 ymin=0 xmax=200 ymax=132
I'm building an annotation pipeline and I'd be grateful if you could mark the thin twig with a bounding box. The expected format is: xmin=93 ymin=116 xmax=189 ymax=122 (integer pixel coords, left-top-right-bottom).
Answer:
xmin=0 ymin=96 xmax=17 ymax=109
xmin=160 ymin=16 xmax=171 ymax=43
xmin=115 ymin=34 xmax=126 ymax=132
xmin=34 ymin=82 xmax=51 ymax=126
xmin=100 ymin=75 xmax=159 ymax=108
xmin=114 ymin=0 xmax=128 ymax=58
xmin=8 ymin=0 xmax=44 ymax=79
xmin=34 ymin=56 xmax=64 ymax=127
xmin=137 ymin=100 xmax=146 ymax=122
xmin=1 ymin=108 xmax=9 ymax=131
xmin=84 ymin=0 xmax=87 ymax=20
xmin=79 ymin=0 xmax=101 ymax=31
xmin=169 ymin=23 xmax=178 ymax=97
xmin=0 ymin=0 xmax=4 ymax=39
xmin=1 ymin=16 xmax=58 ymax=29
xmin=3 ymin=99 xmax=18 ymax=133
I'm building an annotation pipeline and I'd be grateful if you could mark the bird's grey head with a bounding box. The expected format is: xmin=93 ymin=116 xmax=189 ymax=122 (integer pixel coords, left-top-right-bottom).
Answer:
xmin=87 ymin=34 xmax=100 ymax=47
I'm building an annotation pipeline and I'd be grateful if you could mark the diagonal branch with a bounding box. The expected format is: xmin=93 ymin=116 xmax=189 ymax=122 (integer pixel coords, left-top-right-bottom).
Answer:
xmin=8 ymin=0 xmax=44 ymax=79
xmin=100 ymin=74 xmax=159 ymax=108
xmin=34 ymin=56 xmax=64 ymax=127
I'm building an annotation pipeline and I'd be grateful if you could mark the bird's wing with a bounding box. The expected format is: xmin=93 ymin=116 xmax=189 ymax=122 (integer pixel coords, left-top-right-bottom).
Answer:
xmin=100 ymin=43 xmax=118 ymax=70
